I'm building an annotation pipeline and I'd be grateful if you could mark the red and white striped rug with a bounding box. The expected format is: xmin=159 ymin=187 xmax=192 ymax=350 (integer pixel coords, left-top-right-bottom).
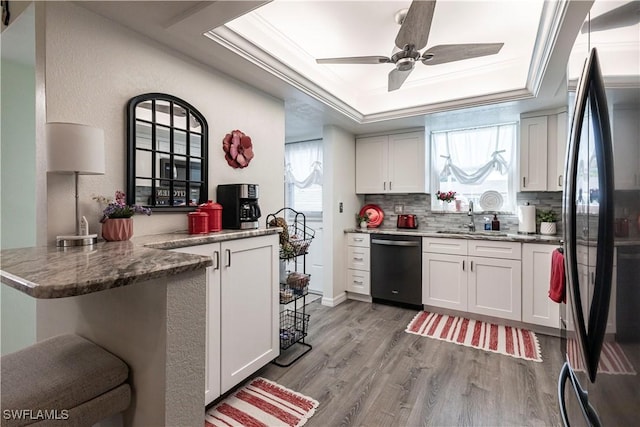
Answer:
xmin=406 ymin=311 xmax=542 ymax=362
xmin=567 ymin=339 xmax=636 ymax=375
xmin=205 ymin=377 xmax=319 ymax=427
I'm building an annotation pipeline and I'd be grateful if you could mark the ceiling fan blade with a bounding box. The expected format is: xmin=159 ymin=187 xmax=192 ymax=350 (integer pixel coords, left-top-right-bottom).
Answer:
xmin=316 ymin=56 xmax=391 ymax=65
xmin=581 ymin=1 xmax=640 ymax=33
xmin=388 ymin=67 xmax=414 ymax=91
xmin=421 ymin=43 xmax=504 ymax=66
xmin=395 ymin=0 xmax=436 ymax=51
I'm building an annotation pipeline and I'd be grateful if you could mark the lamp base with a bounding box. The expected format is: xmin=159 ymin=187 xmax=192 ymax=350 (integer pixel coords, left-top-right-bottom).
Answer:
xmin=56 ymin=234 xmax=98 ymax=247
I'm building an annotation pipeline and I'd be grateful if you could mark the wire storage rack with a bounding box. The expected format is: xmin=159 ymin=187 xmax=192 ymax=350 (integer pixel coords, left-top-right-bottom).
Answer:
xmin=267 ymin=207 xmax=314 ymax=367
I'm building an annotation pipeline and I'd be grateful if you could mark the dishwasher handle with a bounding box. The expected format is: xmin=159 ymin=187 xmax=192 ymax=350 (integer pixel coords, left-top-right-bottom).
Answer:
xmin=371 ymin=239 xmax=420 ymax=247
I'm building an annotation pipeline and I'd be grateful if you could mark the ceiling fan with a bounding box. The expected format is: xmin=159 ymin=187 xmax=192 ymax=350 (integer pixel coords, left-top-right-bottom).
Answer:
xmin=315 ymin=0 xmax=504 ymax=92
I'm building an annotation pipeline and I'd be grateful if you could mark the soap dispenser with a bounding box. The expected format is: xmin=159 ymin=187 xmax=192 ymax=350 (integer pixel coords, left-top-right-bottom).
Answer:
xmin=491 ymin=214 xmax=500 ymax=231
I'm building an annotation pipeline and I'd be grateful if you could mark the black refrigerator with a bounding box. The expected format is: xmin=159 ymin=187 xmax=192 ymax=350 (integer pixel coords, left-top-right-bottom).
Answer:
xmin=559 ymin=42 xmax=640 ymax=426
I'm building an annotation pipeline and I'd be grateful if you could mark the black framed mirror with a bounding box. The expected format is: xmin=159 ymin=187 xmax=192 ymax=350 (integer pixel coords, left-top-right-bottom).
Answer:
xmin=127 ymin=93 xmax=208 ymax=210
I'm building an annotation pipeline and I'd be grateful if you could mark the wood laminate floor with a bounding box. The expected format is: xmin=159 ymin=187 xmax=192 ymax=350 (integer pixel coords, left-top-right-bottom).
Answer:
xmin=259 ymin=299 xmax=564 ymax=427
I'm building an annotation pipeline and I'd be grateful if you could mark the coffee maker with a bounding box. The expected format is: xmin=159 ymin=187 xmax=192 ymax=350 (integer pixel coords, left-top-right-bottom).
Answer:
xmin=216 ymin=184 xmax=261 ymax=229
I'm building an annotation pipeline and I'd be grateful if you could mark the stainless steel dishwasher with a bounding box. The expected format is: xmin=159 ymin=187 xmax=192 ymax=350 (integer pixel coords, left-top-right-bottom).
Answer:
xmin=370 ymin=234 xmax=422 ymax=308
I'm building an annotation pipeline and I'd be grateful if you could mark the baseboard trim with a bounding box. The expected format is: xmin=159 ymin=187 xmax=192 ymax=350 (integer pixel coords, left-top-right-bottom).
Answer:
xmin=321 ymin=292 xmax=347 ymax=307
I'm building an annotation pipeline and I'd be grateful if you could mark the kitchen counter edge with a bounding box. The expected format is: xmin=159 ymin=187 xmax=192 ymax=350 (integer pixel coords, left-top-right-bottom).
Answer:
xmin=344 ymin=228 xmax=563 ymax=244
xmin=0 ymin=228 xmax=281 ymax=299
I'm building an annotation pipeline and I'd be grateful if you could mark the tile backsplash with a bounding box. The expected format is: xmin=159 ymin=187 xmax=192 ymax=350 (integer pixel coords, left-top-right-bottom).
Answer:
xmin=365 ymin=190 xmax=640 ymax=238
xmin=364 ymin=192 xmax=563 ymax=234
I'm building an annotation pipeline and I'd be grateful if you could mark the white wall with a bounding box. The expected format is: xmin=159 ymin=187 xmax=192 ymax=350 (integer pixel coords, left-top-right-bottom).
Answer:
xmin=321 ymin=125 xmax=363 ymax=306
xmin=44 ymin=2 xmax=285 ymax=243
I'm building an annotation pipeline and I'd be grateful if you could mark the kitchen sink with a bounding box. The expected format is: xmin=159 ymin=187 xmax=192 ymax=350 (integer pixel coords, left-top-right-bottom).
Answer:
xmin=436 ymin=230 xmax=508 ymax=237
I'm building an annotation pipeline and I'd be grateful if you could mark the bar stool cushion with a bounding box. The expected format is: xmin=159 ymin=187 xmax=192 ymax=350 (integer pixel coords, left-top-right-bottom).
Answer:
xmin=1 ymin=334 xmax=130 ymax=427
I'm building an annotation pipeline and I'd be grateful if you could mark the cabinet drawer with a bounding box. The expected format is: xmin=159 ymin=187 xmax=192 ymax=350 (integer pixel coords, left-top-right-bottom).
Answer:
xmin=423 ymin=237 xmax=467 ymax=255
xmin=347 ymin=246 xmax=370 ymax=270
xmin=468 ymin=240 xmax=521 ymax=260
xmin=347 ymin=269 xmax=370 ymax=295
xmin=346 ymin=233 xmax=370 ymax=247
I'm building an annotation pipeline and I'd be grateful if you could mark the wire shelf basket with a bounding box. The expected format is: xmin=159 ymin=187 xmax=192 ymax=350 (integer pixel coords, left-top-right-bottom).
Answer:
xmin=279 ymin=309 xmax=310 ymax=349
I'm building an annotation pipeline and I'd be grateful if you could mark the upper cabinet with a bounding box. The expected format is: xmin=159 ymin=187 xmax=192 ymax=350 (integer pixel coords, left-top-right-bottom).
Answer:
xmin=613 ymin=107 xmax=640 ymax=190
xmin=519 ymin=110 xmax=567 ymax=192
xmin=355 ymin=131 xmax=426 ymax=194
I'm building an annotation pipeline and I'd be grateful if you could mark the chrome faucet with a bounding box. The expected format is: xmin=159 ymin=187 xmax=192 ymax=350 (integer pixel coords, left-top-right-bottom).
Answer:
xmin=467 ymin=201 xmax=476 ymax=231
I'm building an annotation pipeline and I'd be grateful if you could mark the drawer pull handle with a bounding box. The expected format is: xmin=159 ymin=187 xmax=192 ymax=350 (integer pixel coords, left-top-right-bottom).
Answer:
xmin=392 ymin=290 xmax=399 ymax=294
xmin=353 ymin=257 xmax=364 ymax=261
xmin=523 ymin=177 xmax=526 ymax=187
xmin=462 ymin=260 xmax=465 ymax=271
xmin=353 ymin=280 xmax=364 ymax=285
xmin=225 ymin=249 xmax=231 ymax=267
xmin=558 ymin=175 xmax=563 ymax=187
xmin=213 ymin=251 xmax=220 ymax=270
xmin=354 ymin=238 xmax=364 ymax=242
xmin=471 ymin=260 xmax=474 ymax=271
xmin=384 ymin=181 xmax=387 ymax=190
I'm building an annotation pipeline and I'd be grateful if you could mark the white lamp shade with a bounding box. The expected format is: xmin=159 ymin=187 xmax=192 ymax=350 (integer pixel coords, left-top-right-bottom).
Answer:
xmin=47 ymin=122 xmax=105 ymax=174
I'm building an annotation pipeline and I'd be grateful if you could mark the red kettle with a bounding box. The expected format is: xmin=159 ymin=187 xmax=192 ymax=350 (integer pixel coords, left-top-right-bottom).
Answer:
xmin=397 ymin=214 xmax=418 ymax=229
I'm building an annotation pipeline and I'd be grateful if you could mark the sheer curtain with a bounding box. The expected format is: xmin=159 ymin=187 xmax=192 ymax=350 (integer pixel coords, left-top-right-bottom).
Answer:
xmin=284 ymin=140 xmax=323 ymax=215
xmin=432 ymin=123 xmax=516 ymax=212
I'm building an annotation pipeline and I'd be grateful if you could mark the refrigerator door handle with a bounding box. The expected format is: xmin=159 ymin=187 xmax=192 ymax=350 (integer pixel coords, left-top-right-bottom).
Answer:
xmin=558 ymin=362 xmax=602 ymax=427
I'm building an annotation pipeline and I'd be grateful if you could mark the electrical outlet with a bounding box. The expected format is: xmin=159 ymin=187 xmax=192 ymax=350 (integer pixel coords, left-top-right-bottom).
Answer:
xmin=394 ymin=204 xmax=404 ymax=214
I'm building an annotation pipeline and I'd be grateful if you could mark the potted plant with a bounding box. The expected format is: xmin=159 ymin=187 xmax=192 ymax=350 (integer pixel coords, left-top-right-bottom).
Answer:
xmin=537 ymin=209 xmax=558 ymax=235
xmin=356 ymin=212 xmax=370 ymax=229
xmin=94 ymin=191 xmax=152 ymax=241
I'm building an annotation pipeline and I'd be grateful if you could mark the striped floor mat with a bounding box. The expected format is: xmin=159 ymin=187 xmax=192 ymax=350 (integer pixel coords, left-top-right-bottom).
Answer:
xmin=567 ymin=340 xmax=636 ymax=375
xmin=205 ymin=377 xmax=319 ymax=427
xmin=406 ymin=311 xmax=542 ymax=362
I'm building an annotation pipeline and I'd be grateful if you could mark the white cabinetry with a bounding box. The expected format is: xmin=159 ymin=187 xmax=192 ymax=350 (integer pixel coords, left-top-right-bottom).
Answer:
xmin=422 ymin=238 xmax=468 ymax=311
xmin=613 ymin=108 xmax=640 ymax=190
xmin=171 ymin=234 xmax=279 ymax=404
xmin=346 ymin=233 xmax=370 ymax=295
xmin=355 ymin=131 xmax=426 ymax=194
xmin=422 ymin=238 xmax=522 ymax=320
xmin=467 ymin=241 xmax=522 ymax=321
xmin=520 ymin=111 xmax=567 ymax=191
xmin=522 ymin=244 xmax=560 ymax=328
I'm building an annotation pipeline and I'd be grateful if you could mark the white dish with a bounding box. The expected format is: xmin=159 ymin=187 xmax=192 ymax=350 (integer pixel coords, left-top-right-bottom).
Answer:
xmin=479 ymin=191 xmax=503 ymax=211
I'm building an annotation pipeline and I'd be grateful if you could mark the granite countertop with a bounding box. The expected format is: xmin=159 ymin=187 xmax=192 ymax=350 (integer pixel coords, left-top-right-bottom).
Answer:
xmin=0 ymin=228 xmax=280 ymax=299
xmin=344 ymin=227 xmax=563 ymax=244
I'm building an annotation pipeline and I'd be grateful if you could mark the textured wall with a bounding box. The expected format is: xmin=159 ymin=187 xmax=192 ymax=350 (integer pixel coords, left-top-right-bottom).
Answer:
xmin=44 ymin=2 xmax=285 ymax=244
xmin=364 ymin=192 xmax=564 ymax=234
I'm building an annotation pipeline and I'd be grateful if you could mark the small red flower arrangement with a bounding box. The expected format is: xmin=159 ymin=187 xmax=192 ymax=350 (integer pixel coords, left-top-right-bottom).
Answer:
xmin=436 ymin=190 xmax=457 ymax=203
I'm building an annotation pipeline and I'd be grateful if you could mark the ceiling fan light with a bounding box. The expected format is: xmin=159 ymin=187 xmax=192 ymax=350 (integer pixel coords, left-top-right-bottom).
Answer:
xmin=396 ymin=57 xmax=415 ymax=72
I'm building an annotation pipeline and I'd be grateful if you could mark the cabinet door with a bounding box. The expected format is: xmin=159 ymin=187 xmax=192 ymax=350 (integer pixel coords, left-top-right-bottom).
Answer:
xmin=468 ymin=257 xmax=522 ymax=321
xmin=220 ymin=235 xmax=279 ymax=393
xmin=171 ymin=244 xmax=221 ymax=404
xmin=548 ymin=112 xmax=567 ymax=191
xmin=613 ymin=108 xmax=640 ymax=190
xmin=520 ymin=116 xmax=548 ymax=191
xmin=356 ymin=135 xmax=388 ymax=193
xmin=388 ymin=131 xmax=426 ymax=193
xmin=422 ymin=253 xmax=467 ymax=311
xmin=522 ymin=244 xmax=560 ymax=328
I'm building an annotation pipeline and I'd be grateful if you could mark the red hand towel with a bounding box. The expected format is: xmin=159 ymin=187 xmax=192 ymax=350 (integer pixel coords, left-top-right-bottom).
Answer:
xmin=549 ymin=249 xmax=566 ymax=303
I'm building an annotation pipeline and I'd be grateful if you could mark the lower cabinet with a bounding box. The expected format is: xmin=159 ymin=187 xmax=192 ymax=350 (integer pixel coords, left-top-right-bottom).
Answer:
xmin=422 ymin=238 xmax=522 ymax=322
xmin=345 ymin=233 xmax=371 ymax=295
xmin=522 ymin=244 xmax=560 ymax=328
xmin=422 ymin=252 xmax=468 ymax=311
xmin=172 ymin=234 xmax=279 ymax=405
xmin=467 ymin=256 xmax=522 ymax=321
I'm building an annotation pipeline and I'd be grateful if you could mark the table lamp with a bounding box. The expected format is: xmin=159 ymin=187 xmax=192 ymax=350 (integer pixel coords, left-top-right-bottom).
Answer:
xmin=46 ymin=122 xmax=105 ymax=247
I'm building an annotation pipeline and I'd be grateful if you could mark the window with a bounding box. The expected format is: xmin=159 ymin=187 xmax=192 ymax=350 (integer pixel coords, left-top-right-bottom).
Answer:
xmin=284 ymin=140 xmax=323 ymax=219
xmin=431 ymin=123 xmax=517 ymax=213
xmin=127 ymin=93 xmax=208 ymax=210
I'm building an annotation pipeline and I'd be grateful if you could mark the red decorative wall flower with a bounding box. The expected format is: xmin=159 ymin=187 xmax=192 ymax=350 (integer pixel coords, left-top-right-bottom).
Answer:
xmin=222 ymin=130 xmax=254 ymax=168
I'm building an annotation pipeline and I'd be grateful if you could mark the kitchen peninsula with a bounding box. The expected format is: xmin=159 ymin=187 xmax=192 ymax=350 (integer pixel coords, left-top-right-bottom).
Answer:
xmin=0 ymin=228 xmax=279 ymax=427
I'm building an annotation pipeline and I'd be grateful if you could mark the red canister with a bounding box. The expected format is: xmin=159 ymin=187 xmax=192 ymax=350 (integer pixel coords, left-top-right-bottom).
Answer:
xmin=188 ymin=211 xmax=209 ymax=234
xmin=199 ymin=200 xmax=223 ymax=232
